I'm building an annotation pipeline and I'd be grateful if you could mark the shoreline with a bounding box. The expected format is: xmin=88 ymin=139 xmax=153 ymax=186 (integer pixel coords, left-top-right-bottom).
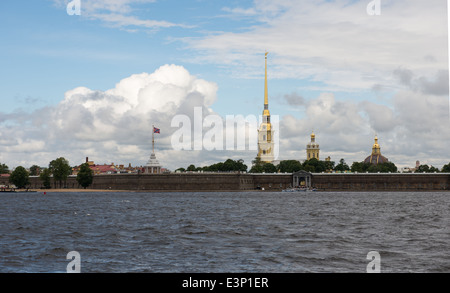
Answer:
xmin=15 ymin=173 xmax=450 ymax=192
xmin=13 ymin=189 xmax=263 ymax=193
xmin=7 ymin=188 xmax=450 ymax=193
xmin=22 ymin=189 xmax=138 ymax=193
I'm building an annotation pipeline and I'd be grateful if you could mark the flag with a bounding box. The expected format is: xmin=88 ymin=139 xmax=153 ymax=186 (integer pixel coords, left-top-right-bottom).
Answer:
xmin=153 ymin=127 xmax=160 ymax=134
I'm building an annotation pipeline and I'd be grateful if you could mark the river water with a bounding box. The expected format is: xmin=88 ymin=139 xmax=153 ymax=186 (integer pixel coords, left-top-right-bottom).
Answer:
xmin=0 ymin=191 xmax=449 ymax=273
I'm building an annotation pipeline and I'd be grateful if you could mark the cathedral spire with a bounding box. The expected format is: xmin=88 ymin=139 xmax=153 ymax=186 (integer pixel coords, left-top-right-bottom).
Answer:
xmin=263 ymin=51 xmax=270 ymax=116
xmin=257 ymin=52 xmax=274 ymax=164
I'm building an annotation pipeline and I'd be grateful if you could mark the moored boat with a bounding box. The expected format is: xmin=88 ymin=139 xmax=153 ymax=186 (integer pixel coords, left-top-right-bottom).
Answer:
xmin=282 ymin=187 xmax=317 ymax=192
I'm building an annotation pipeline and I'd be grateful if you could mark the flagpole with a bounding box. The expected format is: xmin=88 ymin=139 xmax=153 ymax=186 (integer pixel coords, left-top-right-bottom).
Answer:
xmin=152 ymin=124 xmax=155 ymax=154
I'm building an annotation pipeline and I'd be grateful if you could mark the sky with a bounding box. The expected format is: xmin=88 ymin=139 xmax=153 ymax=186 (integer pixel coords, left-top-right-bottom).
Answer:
xmin=0 ymin=0 xmax=449 ymax=171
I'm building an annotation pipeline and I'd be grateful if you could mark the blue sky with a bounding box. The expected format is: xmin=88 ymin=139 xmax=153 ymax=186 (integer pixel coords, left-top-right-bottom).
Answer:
xmin=0 ymin=0 xmax=449 ymax=171
xmin=1 ymin=0 xmax=265 ymax=114
xmin=0 ymin=0 xmax=335 ymax=116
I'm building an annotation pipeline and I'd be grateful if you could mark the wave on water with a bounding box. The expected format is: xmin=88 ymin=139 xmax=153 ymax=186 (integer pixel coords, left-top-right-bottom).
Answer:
xmin=0 ymin=191 xmax=449 ymax=273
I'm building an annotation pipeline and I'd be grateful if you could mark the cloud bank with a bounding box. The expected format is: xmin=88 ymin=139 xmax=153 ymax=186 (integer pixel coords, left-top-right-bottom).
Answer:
xmin=1 ymin=64 xmax=448 ymax=170
xmin=0 ymin=65 xmax=222 ymax=169
xmin=182 ymin=0 xmax=447 ymax=93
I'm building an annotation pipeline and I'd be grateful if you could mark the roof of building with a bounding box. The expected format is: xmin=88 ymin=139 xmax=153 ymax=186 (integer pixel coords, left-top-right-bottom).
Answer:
xmin=90 ymin=164 xmax=117 ymax=173
xmin=364 ymin=154 xmax=389 ymax=165
xmin=364 ymin=135 xmax=389 ymax=165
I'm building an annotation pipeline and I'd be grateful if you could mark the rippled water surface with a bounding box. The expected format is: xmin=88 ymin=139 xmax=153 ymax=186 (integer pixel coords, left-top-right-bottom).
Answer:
xmin=0 ymin=191 xmax=449 ymax=273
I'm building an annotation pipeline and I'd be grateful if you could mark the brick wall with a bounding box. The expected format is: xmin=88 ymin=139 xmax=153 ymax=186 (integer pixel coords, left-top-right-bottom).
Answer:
xmin=26 ymin=173 xmax=450 ymax=191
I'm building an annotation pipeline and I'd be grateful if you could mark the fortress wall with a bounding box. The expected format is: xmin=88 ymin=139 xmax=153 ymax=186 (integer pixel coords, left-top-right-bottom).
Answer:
xmin=28 ymin=173 xmax=247 ymax=191
xmin=25 ymin=173 xmax=450 ymax=191
xmin=311 ymin=173 xmax=450 ymax=191
xmin=250 ymin=174 xmax=292 ymax=191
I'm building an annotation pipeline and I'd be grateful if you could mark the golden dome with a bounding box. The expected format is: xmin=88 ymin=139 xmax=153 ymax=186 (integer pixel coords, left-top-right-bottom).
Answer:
xmin=365 ymin=135 xmax=388 ymax=164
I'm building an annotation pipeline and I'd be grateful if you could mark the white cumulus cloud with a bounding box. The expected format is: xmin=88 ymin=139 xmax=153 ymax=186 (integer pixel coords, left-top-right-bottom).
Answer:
xmin=0 ymin=65 xmax=220 ymax=170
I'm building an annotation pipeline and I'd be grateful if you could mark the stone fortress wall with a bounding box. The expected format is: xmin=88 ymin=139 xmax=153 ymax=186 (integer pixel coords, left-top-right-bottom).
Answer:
xmin=17 ymin=173 xmax=450 ymax=192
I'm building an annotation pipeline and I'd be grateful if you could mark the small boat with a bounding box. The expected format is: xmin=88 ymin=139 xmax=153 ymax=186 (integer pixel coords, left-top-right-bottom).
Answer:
xmin=282 ymin=187 xmax=317 ymax=192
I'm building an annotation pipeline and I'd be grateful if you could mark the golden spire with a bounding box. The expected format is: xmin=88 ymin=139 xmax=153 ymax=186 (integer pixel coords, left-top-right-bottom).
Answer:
xmin=372 ymin=135 xmax=380 ymax=155
xmin=263 ymin=52 xmax=270 ymax=116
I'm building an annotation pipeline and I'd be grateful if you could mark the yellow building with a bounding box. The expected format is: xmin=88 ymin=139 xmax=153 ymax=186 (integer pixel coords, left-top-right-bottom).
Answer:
xmin=306 ymin=131 xmax=320 ymax=160
xmin=257 ymin=52 xmax=275 ymax=163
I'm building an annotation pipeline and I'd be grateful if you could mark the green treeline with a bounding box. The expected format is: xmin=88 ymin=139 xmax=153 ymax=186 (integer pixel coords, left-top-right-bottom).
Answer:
xmin=176 ymin=158 xmax=450 ymax=174
xmin=176 ymin=159 xmax=248 ymax=173
xmin=245 ymin=157 xmax=398 ymax=174
xmin=1 ymin=157 xmax=93 ymax=189
xmin=1 ymin=157 xmax=450 ymax=189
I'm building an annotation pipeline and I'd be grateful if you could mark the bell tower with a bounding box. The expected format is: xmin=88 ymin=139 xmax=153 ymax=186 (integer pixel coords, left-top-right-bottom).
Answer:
xmin=257 ymin=52 xmax=274 ymax=163
xmin=306 ymin=131 xmax=320 ymax=160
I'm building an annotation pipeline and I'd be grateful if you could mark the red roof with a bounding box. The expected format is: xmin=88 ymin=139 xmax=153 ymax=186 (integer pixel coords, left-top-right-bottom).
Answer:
xmin=90 ymin=164 xmax=117 ymax=173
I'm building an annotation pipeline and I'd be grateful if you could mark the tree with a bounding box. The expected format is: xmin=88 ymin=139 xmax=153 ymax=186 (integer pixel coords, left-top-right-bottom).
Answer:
xmin=249 ymin=157 xmax=266 ymax=173
xmin=29 ymin=165 xmax=41 ymax=176
xmin=415 ymin=164 xmax=439 ymax=173
xmin=429 ymin=166 xmax=440 ymax=173
xmin=383 ymin=162 xmax=398 ymax=173
xmin=0 ymin=163 xmax=9 ymax=174
xmin=249 ymin=156 xmax=263 ymax=173
xmin=303 ymin=158 xmax=328 ymax=173
xmin=250 ymin=157 xmax=277 ymax=173
xmin=303 ymin=164 xmax=315 ymax=173
xmin=9 ymin=166 xmax=30 ymax=189
xmin=49 ymin=157 xmax=72 ymax=188
xmin=442 ymin=163 xmax=450 ymax=173
xmin=351 ymin=162 xmax=372 ymax=173
xmin=76 ymin=163 xmax=94 ymax=189
xmin=324 ymin=160 xmax=335 ymax=172
xmin=367 ymin=162 xmax=398 ymax=173
xmin=334 ymin=158 xmax=350 ymax=172
xmin=252 ymin=157 xmax=263 ymax=167
xmin=186 ymin=164 xmax=197 ymax=172
xmin=200 ymin=159 xmax=248 ymax=172
xmin=249 ymin=164 xmax=263 ymax=173
xmin=415 ymin=164 xmax=430 ymax=173
xmin=262 ymin=163 xmax=277 ymax=173
xmin=277 ymin=160 xmax=303 ymax=173
xmin=221 ymin=159 xmax=247 ymax=172
xmin=40 ymin=168 xmax=52 ymax=189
